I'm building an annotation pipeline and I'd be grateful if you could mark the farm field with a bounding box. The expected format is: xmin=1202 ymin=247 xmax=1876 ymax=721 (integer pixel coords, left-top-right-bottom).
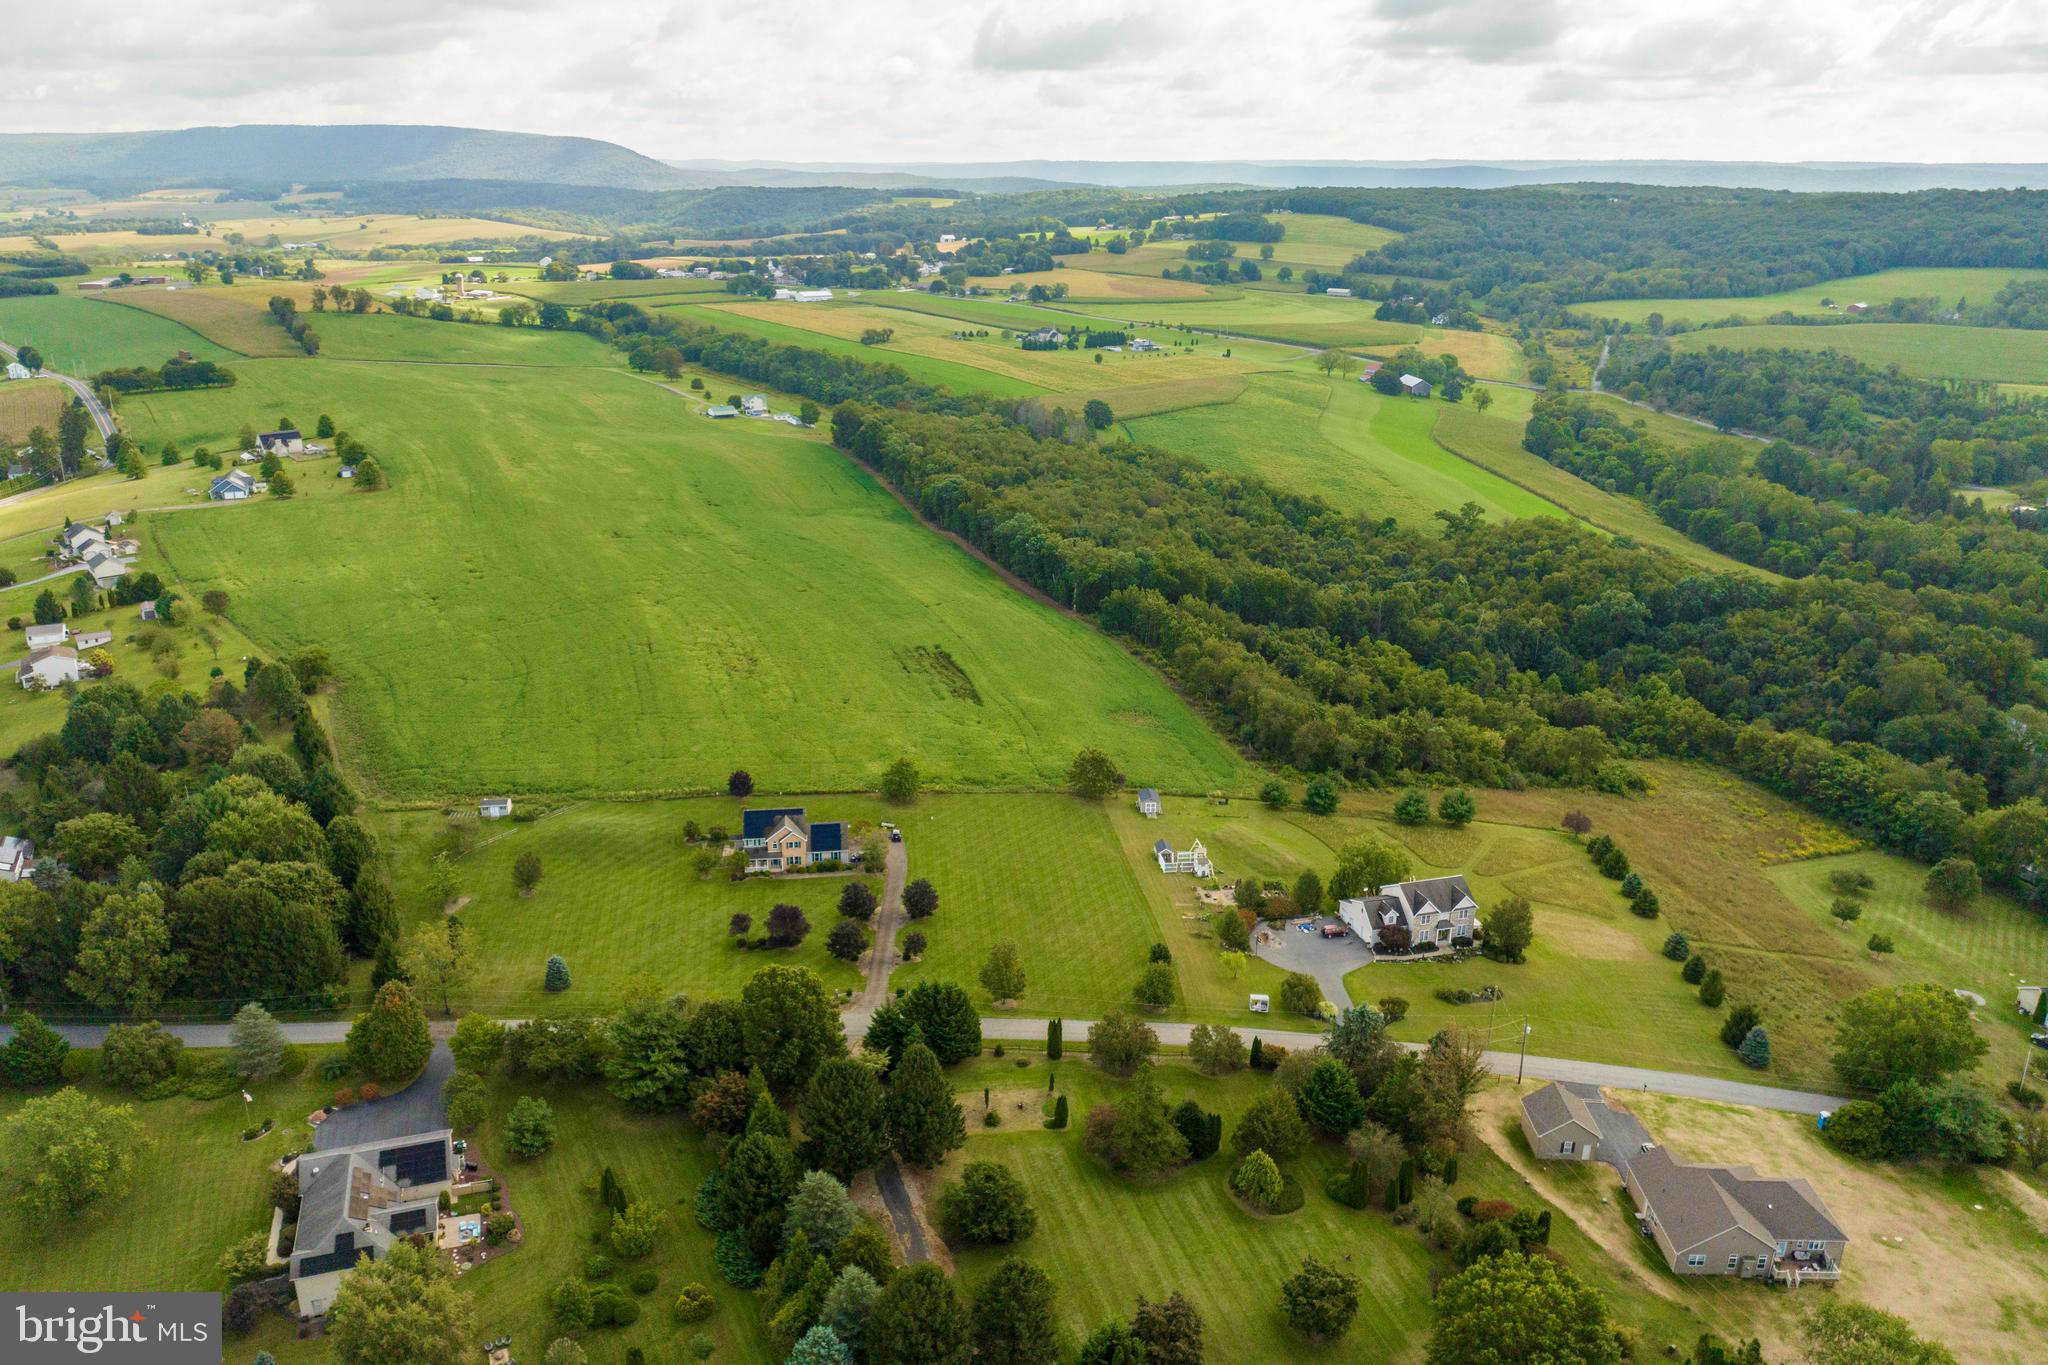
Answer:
xmin=1441 ymin=386 xmax=1774 ymax=575
xmin=99 ymin=286 xmax=306 ymax=356
xmin=1668 ymin=322 xmax=2048 ymax=385
xmin=0 ymin=376 xmax=66 ymax=443
xmin=122 ymin=357 xmax=1253 ymax=799
xmin=678 ymin=303 xmax=1049 ymax=399
xmin=1574 ymin=266 xmax=2048 ymax=327
xmin=0 ymin=291 xmax=235 ymax=374
xmin=993 ymin=267 xmax=1214 ymax=301
xmin=1127 ymin=368 xmax=1563 ymax=527
xmin=29 ymin=212 xmax=578 ymax=258
xmin=698 ymin=298 xmax=1276 ymax=400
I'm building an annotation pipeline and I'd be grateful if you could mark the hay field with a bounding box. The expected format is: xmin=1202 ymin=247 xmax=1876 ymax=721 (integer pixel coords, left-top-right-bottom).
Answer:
xmin=993 ymin=267 xmax=1215 ymax=300
xmin=1575 ymin=266 xmax=2048 ymax=327
xmin=1129 ymin=367 xmax=1562 ymax=527
xmin=0 ymin=292 xmax=235 ymax=373
xmin=124 ymin=356 xmax=1253 ymax=799
xmin=1668 ymin=322 xmax=2048 ymax=385
xmin=0 ymin=377 xmax=67 ymax=443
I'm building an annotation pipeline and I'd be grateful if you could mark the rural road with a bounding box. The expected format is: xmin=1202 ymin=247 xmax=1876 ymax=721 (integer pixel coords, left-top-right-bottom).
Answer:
xmin=2 ymin=1009 xmax=1844 ymax=1118
xmin=0 ymin=340 xmax=117 ymax=442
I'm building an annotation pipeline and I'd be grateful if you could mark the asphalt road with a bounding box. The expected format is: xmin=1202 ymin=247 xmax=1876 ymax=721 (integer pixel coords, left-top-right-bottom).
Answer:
xmin=4 ymin=1012 xmax=1845 ymax=1117
xmin=0 ymin=340 xmax=116 ymax=442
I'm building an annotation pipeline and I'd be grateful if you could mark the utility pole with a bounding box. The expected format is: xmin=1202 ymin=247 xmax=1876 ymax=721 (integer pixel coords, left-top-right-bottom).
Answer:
xmin=1517 ymin=1024 xmax=1532 ymax=1084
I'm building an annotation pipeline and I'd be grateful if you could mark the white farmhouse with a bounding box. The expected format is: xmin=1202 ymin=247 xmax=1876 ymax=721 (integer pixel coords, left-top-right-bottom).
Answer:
xmin=17 ymin=646 xmax=80 ymax=690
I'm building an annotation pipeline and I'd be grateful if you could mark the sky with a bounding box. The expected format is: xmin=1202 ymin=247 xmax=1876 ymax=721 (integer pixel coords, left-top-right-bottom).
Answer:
xmin=5 ymin=0 xmax=2046 ymax=165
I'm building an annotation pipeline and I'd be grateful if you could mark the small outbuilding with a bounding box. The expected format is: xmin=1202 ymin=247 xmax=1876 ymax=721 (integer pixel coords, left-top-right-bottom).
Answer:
xmin=2020 ymin=984 xmax=2044 ymax=1016
xmin=478 ymin=797 xmax=513 ymax=820
xmin=1137 ymin=787 xmax=1161 ymax=818
xmin=23 ymin=622 xmax=67 ymax=651
xmin=1249 ymin=994 xmax=1270 ymax=1014
xmin=1399 ymin=374 xmax=1431 ymax=398
xmin=1520 ymin=1081 xmax=1604 ymax=1161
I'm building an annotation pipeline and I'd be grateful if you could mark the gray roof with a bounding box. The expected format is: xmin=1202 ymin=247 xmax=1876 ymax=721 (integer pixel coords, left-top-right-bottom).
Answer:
xmin=1137 ymin=787 xmax=1160 ymax=803
xmin=1522 ymin=1081 xmax=1601 ymax=1138
xmin=1630 ymin=1146 xmax=1845 ymax=1252
xmin=291 ymin=1130 xmax=452 ymax=1279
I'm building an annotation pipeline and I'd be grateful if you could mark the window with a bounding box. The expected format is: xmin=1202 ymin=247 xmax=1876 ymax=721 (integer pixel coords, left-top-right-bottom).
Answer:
xmin=1685 ymin=1255 xmax=1706 ymax=1268
xmin=1726 ymin=1255 xmax=1741 ymax=1271
xmin=1559 ymin=1140 xmax=1575 ymax=1155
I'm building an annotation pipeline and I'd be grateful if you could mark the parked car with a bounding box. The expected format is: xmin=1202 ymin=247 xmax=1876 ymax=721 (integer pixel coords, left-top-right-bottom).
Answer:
xmin=889 ymin=829 xmax=903 ymax=843
xmin=2032 ymin=1032 xmax=2048 ymax=1051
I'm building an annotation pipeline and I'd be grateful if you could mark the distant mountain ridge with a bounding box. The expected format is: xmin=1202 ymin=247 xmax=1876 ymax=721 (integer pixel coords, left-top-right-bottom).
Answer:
xmin=667 ymin=157 xmax=2048 ymax=193
xmin=0 ymin=124 xmax=693 ymax=191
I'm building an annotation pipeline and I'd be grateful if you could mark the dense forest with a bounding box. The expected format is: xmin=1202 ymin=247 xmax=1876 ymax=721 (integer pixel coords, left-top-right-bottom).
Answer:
xmin=1254 ymin=185 xmax=2048 ymax=320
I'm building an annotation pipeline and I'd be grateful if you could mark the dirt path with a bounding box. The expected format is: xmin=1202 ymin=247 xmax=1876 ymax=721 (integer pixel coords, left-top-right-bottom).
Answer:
xmin=874 ymin=1158 xmax=942 ymax=1266
xmin=855 ymin=837 xmax=910 ymax=1011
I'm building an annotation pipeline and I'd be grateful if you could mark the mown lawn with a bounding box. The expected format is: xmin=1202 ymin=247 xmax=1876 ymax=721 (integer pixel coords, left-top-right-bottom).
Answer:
xmin=939 ymin=1055 xmax=1708 ymax=1363
xmin=118 ymin=356 xmax=1252 ymax=799
xmin=371 ymin=801 xmax=869 ymax=1017
xmin=0 ymin=1053 xmax=335 ymax=1294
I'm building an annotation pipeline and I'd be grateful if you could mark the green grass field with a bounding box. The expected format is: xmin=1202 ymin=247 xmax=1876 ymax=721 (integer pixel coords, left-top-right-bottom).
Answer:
xmin=1438 ymin=387 xmax=1774 ymax=576
xmin=0 ymin=292 xmax=236 ymax=374
xmin=1668 ymin=322 xmax=2048 ymax=385
xmin=118 ymin=357 xmax=1250 ymax=800
xmin=1127 ymin=368 xmax=1562 ymax=528
xmin=679 ymin=303 xmax=1050 ymax=399
xmin=371 ymin=801 xmax=869 ymax=1015
xmin=1574 ymin=267 xmax=2048 ymax=327
xmin=0 ymin=1054 xmax=335 ymax=1294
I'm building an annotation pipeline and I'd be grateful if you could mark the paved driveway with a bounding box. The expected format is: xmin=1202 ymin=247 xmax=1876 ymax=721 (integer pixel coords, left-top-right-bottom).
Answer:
xmin=1562 ymin=1081 xmax=1657 ymax=1175
xmin=1251 ymin=919 xmax=1372 ymax=1010
xmin=313 ymin=1042 xmax=453 ymax=1150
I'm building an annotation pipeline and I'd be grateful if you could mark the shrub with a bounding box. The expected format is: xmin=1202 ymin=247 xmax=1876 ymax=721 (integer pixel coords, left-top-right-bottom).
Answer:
xmin=544 ymin=955 xmax=571 ymax=991
xmin=1830 ymin=898 xmax=1863 ymax=923
xmin=1681 ymin=953 xmax=1707 ymax=984
xmin=1269 ymin=1174 xmax=1306 ymax=1215
xmin=1629 ymin=888 xmax=1660 ymax=917
xmin=1376 ymin=995 xmax=1409 ymax=1023
xmin=1260 ymin=780 xmax=1291 ymax=809
xmin=101 ymin=1022 xmax=184 ymax=1091
xmin=631 ymin=1269 xmax=658 ymax=1294
xmin=486 ymin=1212 xmax=515 ymax=1244
xmin=1048 ymin=1094 xmax=1068 ymax=1129
xmin=1278 ymin=972 xmax=1322 ymax=1017
xmin=1230 ymin=1150 xmax=1283 ymax=1209
xmin=1737 ymin=1026 xmax=1771 ymax=1070
xmin=1619 ymin=872 xmax=1643 ymax=899
xmin=1661 ymin=932 xmax=1689 ymax=961
xmin=553 ymin=1277 xmax=594 ymax=1330
xmin=1437 ymin=789 xmax=1475 ymax=827
xmin=585 ymin=1253 xmax=615 ymax=1281
xmin=1867 ymin=933 xmax=1896 ymax=954
xmin=1829 ymin=869 xmax=1875 ymax=896
xmin=938 ymin=1161 xmax=1037 ymax=1243
xmin=1392 ymin=789 xmax=1430 ymax=825
xmin=1596 ymin=846 xmax=1629 ymax=880
xmin=674 ymin=1282 xmax=716 ymax=1322
xmin=2007 ymin=1082 xmax=2045 ymax=1111
xmin=1302 ymin=778 xmax=1338 ymax=816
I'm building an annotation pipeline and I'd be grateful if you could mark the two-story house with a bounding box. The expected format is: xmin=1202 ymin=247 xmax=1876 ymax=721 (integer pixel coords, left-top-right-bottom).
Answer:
xmin=1337 ymin=875 xmax=1478 ymax=952
xmin=739 ymin=807 xmax=849 ymax=871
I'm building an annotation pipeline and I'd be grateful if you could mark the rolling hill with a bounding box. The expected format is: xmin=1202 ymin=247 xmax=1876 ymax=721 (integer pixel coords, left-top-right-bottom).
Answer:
xmin=0 ymin=124 xmax=692 ymax=191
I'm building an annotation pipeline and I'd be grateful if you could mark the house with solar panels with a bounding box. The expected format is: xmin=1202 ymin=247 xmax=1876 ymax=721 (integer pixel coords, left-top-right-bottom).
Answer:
xmin=739 ymin=807 xmax=851 ymax=871
xmin=289 ymin=1129 xmax=455 ymax=1317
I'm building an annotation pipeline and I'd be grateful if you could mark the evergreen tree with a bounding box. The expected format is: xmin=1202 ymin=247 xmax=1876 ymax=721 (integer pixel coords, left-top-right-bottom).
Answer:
xmin=2 ymin=1013 xmax=69 ymax=1088
xmin=544 ymin=955 xmax=571 ymax=991
xmin=886 ymin=1041 xmax=966 ymax=1167
xmin=1737 ymin=1026 xmax=1771 ymax=1069
xmin=820 ymin=1265 xmax=881 ymax=1361
xmin=1046 ymin=1018 xmax=1063 ymax=1060
xmin=345 ymin=980 xmax=431 ymax=1081
xmin=786 ymin=1170 xmax=860 ymax=1255
xmin=1231 ymin=1150 xmax=1283 ymax=1208
xmin=799 ymin=1058 xmax=889 ymax=1181
xmin=868 ymin=1264 xmax=971 ymax=1365
xmin=229 ymin=1001 xmax=286 ymax=1080
xmin=969 ymin=1258 xmax=1059 ymax=1365
xmin=1104 ymin=1065 xmax=1189 ymax=1175
xmin=1295 ymin=1057 xmax=1367 ymax=1134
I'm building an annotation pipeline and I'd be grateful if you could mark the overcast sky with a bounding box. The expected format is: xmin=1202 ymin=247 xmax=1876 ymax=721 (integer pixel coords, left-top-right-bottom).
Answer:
xmin=6 ymin=0 xmax=2045 ymax=165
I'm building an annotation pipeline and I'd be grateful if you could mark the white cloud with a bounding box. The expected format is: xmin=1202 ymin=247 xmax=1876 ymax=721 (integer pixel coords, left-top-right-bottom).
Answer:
xmin=0 ymin=0 xmax=2041 ymax=164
